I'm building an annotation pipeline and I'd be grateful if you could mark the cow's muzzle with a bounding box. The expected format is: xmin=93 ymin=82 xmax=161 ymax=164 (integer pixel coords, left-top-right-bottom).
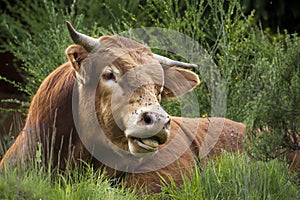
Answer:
xmin=125 ymin=107 xmax=170 ymax=156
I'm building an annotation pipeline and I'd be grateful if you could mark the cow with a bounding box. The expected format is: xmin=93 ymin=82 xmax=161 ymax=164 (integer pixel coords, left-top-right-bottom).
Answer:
xmin=0 ymin=22 xmax=246 ymax=193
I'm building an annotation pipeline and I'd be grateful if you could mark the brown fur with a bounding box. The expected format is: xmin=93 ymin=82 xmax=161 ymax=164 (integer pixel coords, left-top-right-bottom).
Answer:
xmin=0 ymin=35 xmax=246 ymax=193
xmin=0 ymin=63 xmax=87 ymax=170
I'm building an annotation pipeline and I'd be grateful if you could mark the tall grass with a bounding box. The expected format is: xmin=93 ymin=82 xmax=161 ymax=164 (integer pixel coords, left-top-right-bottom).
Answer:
xmin=146 ymin=153 xmax=299 ymax=200
xmin=0 ymin=153 xmax=298 ymax=199
xmin=0 ymin=166 xmax=137 ymax=200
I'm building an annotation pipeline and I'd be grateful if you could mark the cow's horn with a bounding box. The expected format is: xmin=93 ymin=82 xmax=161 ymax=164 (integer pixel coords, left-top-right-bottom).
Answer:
xmin=153 ymin=54 xmax=198 ymax=69
xmin=66 ymin=21 xmax=100 ymax=52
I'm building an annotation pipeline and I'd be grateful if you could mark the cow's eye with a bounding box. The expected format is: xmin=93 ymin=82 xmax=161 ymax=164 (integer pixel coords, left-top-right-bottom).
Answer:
xmin=102 ymin=66 xmax=120 ymax=85
xmin=102 ymin=72 xmax=115 ymax=81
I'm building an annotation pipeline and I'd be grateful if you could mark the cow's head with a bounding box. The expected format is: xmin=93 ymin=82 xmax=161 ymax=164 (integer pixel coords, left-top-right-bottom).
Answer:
xmin=65 ymin=22 xmax=199 ymax=157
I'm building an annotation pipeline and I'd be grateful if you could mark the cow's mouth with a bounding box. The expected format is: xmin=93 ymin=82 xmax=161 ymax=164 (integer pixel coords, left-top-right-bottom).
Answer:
xmin=133 ymin=136 xmax=160 ymax=151
xmin=128 ymin=136 xmax=161 ymax=154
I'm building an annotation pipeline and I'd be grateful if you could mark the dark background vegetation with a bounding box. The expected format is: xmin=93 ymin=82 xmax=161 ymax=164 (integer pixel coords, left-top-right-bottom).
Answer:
xmin=0 ymin=0 xmax=299 ymax=177
xmin=242 ymin=0 xmax=300 ymax=33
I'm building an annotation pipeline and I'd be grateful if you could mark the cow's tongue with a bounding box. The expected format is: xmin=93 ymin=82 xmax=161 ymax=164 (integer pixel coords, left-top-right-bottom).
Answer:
xmin=140 ymin=138 xmax=159 ymax=148
xmin=135 ymin=138 xmax=159 ymax=151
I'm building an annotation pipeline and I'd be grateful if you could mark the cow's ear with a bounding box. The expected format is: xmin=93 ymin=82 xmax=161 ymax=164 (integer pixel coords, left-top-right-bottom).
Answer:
xmin=162 ymin=67 xmax=200 ymax=99
xmin=65 ymin=44 xmax=89 ymax=72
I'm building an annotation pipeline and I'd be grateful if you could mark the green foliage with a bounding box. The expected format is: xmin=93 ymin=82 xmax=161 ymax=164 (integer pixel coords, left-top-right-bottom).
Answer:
xmin=0 ymin=164 xmax=137 ymax=200
xmin=0 ymin=153 xmax=297 ymax=199
xmin=150 ymin=153 xmax=298 ymax=200
xmin=0 ymin=0 xmax=109 ymax=97
xmin=216 ymin=16 xmax=300 ymax=158
xmin=74 ymin=0 xmax=145 ymax=31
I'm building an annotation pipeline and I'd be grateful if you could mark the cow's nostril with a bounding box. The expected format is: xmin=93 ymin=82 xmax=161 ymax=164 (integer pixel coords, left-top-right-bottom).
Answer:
xmin=142 ymin=112 xmax=153 ymax=125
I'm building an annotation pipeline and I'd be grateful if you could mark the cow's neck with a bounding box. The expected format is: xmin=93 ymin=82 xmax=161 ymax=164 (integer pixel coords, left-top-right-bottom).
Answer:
xmin=74 ymin=83 xmax=128 ymax=153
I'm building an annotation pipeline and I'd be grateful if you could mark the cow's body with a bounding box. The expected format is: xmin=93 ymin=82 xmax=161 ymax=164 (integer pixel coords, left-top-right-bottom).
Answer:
xmin=124 ymin=117 xmax=245 ymax=193
xmin=0 ymin=22 xmax=246 ymax=193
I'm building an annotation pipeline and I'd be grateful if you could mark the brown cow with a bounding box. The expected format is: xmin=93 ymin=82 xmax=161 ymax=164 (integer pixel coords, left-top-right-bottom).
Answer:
xmin=0 ymin=22 xmax=246 ymax=193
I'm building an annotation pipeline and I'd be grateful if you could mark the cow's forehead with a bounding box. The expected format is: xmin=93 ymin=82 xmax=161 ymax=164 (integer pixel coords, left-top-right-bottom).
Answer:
xmin=87 ymin=35 xmax=164 ymax=87
xmin=118 ymin=62 xmax=164 ymax=90
xmin=100 ymin=35 xmax=152 ymax=52
xmin=110 ymin=48 xmax=164 ymax=88
xmin=112 ymin=51 xmax=160 ymax=72
xmin=99 ymin=35 xmax=158 ymax=71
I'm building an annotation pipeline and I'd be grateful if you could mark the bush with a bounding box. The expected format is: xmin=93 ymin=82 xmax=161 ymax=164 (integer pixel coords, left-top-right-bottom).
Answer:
xmin=0 ymin=0 xmax=112 ymax=97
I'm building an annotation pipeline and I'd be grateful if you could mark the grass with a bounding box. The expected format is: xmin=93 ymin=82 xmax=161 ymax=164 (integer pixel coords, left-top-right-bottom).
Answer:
xmin=157 ymin=153 xmax=299 ymax=200
xmin=0 ymin=165 xmax=137 ymax=200
xmin=0 ymin=153 xmax=298 ymax=200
